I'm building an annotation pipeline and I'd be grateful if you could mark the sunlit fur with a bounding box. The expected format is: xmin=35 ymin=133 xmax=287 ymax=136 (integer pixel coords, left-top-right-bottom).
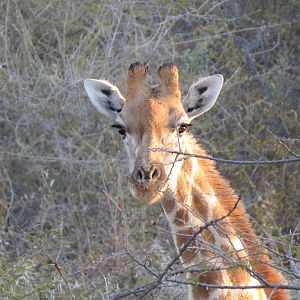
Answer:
xmin=118 ymin=63 xmax=188 ymax=205
xmin=161 ymin=135 xmax=289 ymax=300
xmin=84 ymin=63 xmax=289 ymax=300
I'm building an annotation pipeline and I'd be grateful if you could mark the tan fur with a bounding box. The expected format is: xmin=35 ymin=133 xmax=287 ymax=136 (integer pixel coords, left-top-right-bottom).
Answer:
xmin=227 ymin=268 xmax=251 ymax=285
xmin=184 ymin=140 xmax=289 ymax=300
xmin=191 ymin=188 xmax=209 ymax=218
xmin=129 ymin=64 xmax=289 ymax=299
xmin=174 ymin=208 xmax=190 ymax=226
xmin=176 ymin=228 xmax=197 ymax=262
xmin=202 ymin=228 xmax=216 ymax=245
xmin=88 ymin=63 xmax=289 ymax=300
xmin=177 ymin=173 xmax=189 ymax=203
xmin=126 ymin=62 xmax=149 ymax=99
xmin=194 ymin=271 xmax=226 ymax=299
xmin=192 ymin=283 xmax=210 ymax=299
xmin=161 ymin=193 xmax=176 ymax=213
xmin=158 ymin=63 xmax=181 ymax=100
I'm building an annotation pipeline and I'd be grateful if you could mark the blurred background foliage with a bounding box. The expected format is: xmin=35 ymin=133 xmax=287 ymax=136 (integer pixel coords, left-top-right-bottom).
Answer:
xmin=0 ymin=0 xmax=299 ymax=299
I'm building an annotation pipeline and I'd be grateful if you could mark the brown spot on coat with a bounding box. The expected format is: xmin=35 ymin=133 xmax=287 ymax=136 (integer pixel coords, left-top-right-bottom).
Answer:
xmin=200 ymin=270 xmax=224 ymax=285
xmin=192 ymin=283 xmax=210 ymax=299
xmin=161 ymin=194 xmax=175 ymax=213
xmin=176 ymin=228 xmax=196 ymax=262
xmin=174 ymin=208 xmax=189 ymax=226
xmin=176 ymin=173 xmax=189 ymax=203
xmin=202 ymin=228 xmax=216 ymax=244
xmin=198 ymin=229 xmax=216 ymax=258
xmin=227 ymin=268 xmax=250 ymax=285
xmin=191 ymin=189 xmax=209 ymax=217
xmin=192 ymin=270 xmax=226 ymax=299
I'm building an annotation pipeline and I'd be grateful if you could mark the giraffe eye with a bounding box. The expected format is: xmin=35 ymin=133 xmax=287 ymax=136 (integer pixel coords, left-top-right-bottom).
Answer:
xmin=177 ymin=123 xmax=191 ymax=135
xmin=112 ymin=124 xmax=126 ymax=139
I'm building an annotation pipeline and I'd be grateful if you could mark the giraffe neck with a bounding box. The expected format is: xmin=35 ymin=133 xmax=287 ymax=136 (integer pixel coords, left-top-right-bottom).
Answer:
xmin=161 ymin=139 xmax=267 ymax=300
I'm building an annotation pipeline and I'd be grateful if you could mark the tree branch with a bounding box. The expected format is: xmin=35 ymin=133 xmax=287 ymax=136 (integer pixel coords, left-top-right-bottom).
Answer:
xmin=148 ymin=148 xmax=300 ymax=165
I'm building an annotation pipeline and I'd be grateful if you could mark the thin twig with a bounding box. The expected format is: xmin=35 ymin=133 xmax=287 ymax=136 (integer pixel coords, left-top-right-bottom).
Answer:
xmin=148 ymin=148 xmax=300 ymax=165
xmin=266 ymin=129 xmax=300 ymax=158
xmin=137 ymin=195 xmax=243 ymax=298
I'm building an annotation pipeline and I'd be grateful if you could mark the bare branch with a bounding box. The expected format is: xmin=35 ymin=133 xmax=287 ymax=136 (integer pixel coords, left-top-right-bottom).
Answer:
xmin=148 ymin=148 xmax=300 ymax=165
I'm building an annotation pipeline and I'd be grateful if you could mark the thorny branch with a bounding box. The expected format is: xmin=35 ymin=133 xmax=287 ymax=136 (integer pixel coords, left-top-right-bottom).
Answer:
xmin=266 ymin=129 xmax=300 ymax=158
xmin=16 ymin=226 xmax=75 ymax=300
xmin=148 ymin=148 xmax=300 ymax=165
xmin=2 ymin=2 xmax=299 ymax=298
xmin=113 ymin=189 xmax=244 ymax=299
xmin=111 ymin=155 xmax=299 ymax=299
xmin=112 ymin=198 xmax=300 ymax=299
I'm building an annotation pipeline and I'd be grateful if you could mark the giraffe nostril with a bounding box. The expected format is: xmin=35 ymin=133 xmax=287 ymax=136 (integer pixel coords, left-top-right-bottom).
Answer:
xmin=150 ymin=166 xmax=161 ymax=181
xmin=152 ymin=169 xmax=158 ymax=178
xmin=135 ymin=168 xmax=144 ymax=182
xmin=133 ymin=166 xmax=162 ymax=183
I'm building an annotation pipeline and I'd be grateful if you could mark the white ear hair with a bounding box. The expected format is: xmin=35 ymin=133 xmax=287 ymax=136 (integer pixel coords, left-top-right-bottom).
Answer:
xmin=183 ymin=74 xmax=223 ymax=120
xmin=84 ymin=79 xmax=125 ymax=119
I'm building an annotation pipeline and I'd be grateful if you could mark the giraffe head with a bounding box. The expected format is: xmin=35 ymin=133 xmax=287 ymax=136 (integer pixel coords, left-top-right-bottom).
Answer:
xmin=84 ymin=62 xmax=223 ymax=205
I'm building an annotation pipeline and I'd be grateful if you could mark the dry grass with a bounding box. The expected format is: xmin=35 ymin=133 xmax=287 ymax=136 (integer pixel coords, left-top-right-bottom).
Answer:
xmin=0 ymin=0 xmax=299 ymax=299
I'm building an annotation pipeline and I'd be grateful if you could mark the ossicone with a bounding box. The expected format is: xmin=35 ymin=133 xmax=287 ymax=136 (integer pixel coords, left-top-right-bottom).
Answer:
xmin=126 ymin=62 xmax=149 ymax=99
xmin=158 ymin=62 xmax=181 ymax=99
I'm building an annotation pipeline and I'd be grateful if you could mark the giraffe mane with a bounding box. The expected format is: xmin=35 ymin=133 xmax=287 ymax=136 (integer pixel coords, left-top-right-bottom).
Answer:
xmin=192 ymin=140 xmax=289 ymax=300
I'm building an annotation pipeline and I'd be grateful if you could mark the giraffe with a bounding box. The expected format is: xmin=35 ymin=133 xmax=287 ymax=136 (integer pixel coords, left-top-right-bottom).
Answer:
xmin=84 ymin=62 xmax=289 ymax=300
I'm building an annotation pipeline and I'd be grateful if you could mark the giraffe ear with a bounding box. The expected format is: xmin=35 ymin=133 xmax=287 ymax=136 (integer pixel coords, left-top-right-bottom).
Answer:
xmin=183 ymin=74 xmax=223 ymax=120
xmin=84 ymin=79 xmax=125 ymax=119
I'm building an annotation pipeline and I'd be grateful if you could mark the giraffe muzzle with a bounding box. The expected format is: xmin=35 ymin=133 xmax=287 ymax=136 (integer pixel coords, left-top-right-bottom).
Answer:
xmin=133 ymin=165 xmax=162 ymax=183
xmin=129 ymin=164 xmax=168 ymax=205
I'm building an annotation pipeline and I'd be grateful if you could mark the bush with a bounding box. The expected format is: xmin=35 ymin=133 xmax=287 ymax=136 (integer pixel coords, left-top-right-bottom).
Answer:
xmin=0 ymin=0 xmax=299 ymax=299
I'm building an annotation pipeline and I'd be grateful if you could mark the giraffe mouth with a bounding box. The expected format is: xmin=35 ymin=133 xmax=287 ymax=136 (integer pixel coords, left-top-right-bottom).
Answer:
xmin=129 ymin=177 xmax=168 ymax=205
